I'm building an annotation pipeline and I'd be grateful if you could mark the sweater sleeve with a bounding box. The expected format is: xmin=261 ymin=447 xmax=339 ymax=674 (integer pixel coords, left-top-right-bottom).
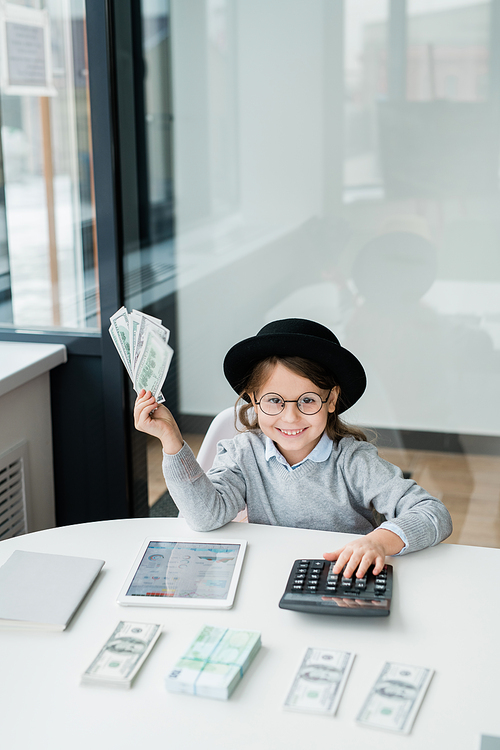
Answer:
xmin=340 ymin=441 xmax=453 ymax=554
xmin=162 ymin=441 xmax=247 ymax=531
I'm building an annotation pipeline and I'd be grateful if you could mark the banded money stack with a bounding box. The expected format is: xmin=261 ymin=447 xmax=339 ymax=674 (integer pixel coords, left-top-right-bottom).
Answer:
xmin=165 ymin=625 xmax=261 ymax=700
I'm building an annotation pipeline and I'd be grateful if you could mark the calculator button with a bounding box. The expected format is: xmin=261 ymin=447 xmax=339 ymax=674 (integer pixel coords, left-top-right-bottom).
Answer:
xmin=354 ymin=578 xmax=367 ymax=590
xmin=341 ymin=577 xmax=353 ymax=589
xmin=292 ymin=585 xmax=303 ymax=591
xmin=312 ymin=561 xmax=325 ymax=568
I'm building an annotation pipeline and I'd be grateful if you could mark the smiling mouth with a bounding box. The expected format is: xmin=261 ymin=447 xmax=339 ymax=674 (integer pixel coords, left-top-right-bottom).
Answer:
xmin=277 ymin=428 xmax=307 ymax=436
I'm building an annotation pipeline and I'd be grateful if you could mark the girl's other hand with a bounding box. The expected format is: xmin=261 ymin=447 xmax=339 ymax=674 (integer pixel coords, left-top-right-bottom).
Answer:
xmin=323 ymin=529 xmax=404 ymax=579
xmin=133 ymin=389 xmax=184 ymax=455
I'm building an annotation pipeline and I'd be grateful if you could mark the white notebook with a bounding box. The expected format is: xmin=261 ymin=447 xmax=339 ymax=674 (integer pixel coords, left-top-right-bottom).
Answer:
xmin=0 ymin=550 xmax=105 ymax=631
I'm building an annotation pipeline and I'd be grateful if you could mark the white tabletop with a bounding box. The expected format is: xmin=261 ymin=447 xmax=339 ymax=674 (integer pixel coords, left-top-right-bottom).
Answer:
xmin=0 ymin=518 xmax=498 ymax=750
xmin=0 ymin=341 xmax=67 ymax=397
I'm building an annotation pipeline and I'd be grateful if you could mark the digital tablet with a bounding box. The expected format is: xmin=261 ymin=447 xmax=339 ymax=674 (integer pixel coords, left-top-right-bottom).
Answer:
xmin=117 ymin=538 xmax=247 ymax=609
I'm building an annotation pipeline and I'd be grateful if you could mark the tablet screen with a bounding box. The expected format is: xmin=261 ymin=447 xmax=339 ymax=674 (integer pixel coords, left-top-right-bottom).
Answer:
xmin=125 ymin=541 xmax=242 ymax=600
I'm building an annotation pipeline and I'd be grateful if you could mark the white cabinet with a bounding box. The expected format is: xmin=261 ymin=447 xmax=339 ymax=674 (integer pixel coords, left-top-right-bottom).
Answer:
xmin=0 ymin=342 xmax=67 ymax=536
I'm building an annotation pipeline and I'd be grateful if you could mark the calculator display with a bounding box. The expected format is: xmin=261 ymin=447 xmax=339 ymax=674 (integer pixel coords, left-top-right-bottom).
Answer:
xmin=318 ymin=595 xmax=390 ymax=612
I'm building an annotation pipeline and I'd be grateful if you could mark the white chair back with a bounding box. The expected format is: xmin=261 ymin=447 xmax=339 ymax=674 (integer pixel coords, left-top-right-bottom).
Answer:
xmin=196 ymin=406 xmax=248 ymax=523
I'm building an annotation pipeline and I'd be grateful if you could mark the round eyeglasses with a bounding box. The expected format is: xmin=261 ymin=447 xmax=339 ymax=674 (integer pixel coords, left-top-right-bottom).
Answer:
xmin=255 ymin=391 xmax=331 ymax=416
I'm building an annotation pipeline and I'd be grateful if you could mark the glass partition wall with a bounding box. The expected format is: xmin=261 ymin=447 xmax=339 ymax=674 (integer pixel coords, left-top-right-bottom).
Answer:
xmin=0 ymin=0 xmax=98 ymax=332
xmin=4 ymin=0 xmax=497 ymax=539
xmin=147 ymin=0 xmax=499 ymax=546
xmin=0 ymin=0 xmax=132 ymax=527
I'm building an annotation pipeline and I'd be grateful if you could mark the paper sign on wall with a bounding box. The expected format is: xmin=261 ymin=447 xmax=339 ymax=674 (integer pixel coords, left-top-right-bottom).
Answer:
xmin=0 ymin=1 xmax=57 ymax=96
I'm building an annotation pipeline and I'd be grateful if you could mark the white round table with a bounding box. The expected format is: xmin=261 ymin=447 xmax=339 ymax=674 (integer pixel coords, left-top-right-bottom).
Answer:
xmin=0 ymin=517 xmax=499 ymax=750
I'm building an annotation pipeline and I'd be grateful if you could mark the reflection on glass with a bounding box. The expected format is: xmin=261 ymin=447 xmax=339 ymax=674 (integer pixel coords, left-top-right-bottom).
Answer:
xmin=167 ymin=0 xmax=500 ymax=548
xmin=0 ymin=0 xmax=98 ymax=331
xmin=122 ymin=0 xmax=176 ymax=315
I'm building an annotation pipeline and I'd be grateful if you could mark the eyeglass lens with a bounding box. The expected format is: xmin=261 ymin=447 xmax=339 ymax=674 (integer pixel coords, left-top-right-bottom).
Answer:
xmin=259 ymin=392 xmax=324 ymax=415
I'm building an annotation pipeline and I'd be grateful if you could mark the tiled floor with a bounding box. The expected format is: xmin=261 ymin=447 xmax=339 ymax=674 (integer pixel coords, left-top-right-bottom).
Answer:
xmin=147 ymin=435 xmax=500 ymax=549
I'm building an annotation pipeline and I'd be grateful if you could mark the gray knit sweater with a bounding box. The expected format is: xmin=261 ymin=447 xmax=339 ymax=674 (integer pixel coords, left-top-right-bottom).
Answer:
xmin=162 ymin=431 xmax=453 ymax=554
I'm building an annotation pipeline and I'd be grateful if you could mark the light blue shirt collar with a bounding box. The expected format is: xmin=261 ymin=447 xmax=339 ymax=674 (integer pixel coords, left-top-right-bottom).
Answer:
xmin=264 ymin=431 xmax=333 ymax=471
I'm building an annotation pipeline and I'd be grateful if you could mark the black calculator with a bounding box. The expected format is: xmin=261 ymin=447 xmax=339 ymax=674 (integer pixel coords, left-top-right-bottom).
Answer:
xmin=279 ymin=559 xmax=393 ymax=617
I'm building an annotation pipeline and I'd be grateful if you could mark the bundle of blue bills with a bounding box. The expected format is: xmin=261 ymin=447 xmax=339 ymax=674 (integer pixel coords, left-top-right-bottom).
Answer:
xmin=165 ymin=625 xmax=261 ymax=700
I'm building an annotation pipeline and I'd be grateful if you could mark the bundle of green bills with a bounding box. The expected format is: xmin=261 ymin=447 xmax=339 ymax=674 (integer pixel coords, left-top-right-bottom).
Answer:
xmin=165 ymin=625 xmax=261 ymax=700
xmin=109 ymin=306 xmax=173 ymax=403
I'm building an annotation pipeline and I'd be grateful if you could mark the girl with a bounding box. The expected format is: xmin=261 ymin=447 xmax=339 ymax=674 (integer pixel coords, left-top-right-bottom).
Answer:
xmin=134 ymin=318 xmax=452 ymax=579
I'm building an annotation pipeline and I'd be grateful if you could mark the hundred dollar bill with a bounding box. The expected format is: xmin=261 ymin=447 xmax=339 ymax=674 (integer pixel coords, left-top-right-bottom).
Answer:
xmin=356 ymin=661 xmax=434 ymax=734
xmin=109 ymin=307 xmax=133 ymax=379
xmin=128 ymin=311 xmax=142 ymax=368
xmin=82 ymin=621 xmax=162 ymax=688
xmin=189 ymin=625 xmax=261 ymax=669
xmin=284 ymin=648 xmax=355 ymax=715
xmin=133 ymin=328 xmax=173 ymax=401
xmin=130 ymin=309 xmax=169 ymax=376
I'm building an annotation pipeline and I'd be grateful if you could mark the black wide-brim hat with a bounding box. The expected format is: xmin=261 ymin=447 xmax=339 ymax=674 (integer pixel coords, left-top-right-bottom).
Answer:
xmin=223 ymin=318 xmax=366 ymax=413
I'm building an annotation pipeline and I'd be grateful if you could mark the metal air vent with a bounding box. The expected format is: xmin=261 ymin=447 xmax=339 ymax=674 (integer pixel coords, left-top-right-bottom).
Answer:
xmin=0 ymin=441 xmax=28 ymax=541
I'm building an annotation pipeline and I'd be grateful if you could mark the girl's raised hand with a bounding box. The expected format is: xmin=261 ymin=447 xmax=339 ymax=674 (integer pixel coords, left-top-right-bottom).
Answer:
xmin=133 ymin=389 xmax=184 ymax=455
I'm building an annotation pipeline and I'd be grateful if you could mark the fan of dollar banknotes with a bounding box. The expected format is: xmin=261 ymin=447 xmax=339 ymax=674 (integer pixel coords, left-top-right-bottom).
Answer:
xmin=109 ymin=306 xmax=173 ymax=403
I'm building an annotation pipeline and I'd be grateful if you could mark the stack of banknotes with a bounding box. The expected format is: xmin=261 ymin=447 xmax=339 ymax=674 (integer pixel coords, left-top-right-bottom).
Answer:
xmin=165 ymin=625 xmax=261 ymax=700
xmin=82 ymin=621 xmax=162 ymax=689
xmin=109 ymin=306 xmax=173 ymax=403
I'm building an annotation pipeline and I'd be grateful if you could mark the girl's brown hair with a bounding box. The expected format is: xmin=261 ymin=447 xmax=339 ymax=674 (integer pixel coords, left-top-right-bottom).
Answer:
xmin=236 ymin=355 xmax=367 ymax=443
